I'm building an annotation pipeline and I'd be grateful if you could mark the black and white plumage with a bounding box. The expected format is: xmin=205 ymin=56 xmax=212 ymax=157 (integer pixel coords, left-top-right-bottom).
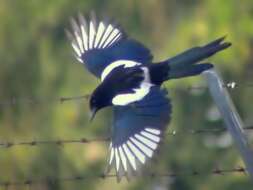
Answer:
xmin=66 ymin=12 xmax=231 ymax=182
xmin=107 ymin=87 xmax=171 ymax=180
xmin=67 ymin=13 xmax=125 ymax=63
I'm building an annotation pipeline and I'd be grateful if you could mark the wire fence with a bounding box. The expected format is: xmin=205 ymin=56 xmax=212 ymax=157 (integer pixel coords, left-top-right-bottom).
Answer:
xmin=0 ymin=125 xmax=252 ymax=149
xmin=0 ymin=166 xmax=247 ymax=188
xmin=0 ymin=81 xmax=252 ymax=188
xmin=0 ymin=82 xmax=252 ymax=108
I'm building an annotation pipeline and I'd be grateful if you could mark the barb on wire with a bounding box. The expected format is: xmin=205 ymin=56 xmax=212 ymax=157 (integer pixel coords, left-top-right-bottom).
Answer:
xmin=0 ymin=125 xmax=252 ymax=149
xmin=0 ymin=166 xmax=247 ymax=187
xmin=0 ymin=81 xmax=252 ymax=108
xmin=166 ymin=125 xmax=253 ymax=136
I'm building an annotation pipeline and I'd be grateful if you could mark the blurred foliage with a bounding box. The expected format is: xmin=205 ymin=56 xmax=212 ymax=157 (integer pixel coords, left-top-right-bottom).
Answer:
xmin=0 ymin=0 xmax=253 ymax=189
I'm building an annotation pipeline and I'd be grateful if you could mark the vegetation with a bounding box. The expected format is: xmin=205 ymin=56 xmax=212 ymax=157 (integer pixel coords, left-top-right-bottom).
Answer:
xmin=0 ymin=0 xmax=252 ymax=189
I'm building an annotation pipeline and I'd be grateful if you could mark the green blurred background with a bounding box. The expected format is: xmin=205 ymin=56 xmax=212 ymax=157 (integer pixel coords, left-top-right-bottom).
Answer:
xmin=0 ymin=0 xmax=253 ymax=189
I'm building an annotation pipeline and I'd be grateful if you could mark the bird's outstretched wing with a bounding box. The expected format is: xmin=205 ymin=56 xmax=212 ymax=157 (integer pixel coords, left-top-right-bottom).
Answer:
xmin=66 ymin=13 xmax=153 ymax=78
xmin=106 ymin=86 xmax=171 ymax=181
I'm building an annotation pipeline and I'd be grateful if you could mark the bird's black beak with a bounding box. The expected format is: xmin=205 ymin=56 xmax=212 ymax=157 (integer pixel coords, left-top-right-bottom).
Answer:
xmin=89 ymin=107 xmax=98 ymax=122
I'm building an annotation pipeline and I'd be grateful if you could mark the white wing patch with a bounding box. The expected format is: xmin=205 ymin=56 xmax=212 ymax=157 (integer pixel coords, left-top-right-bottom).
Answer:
xmin=118 ymin=146 xmax=127 ymax=171
xmin=67 ymin=13 xmax=124 ymax=64
xmin=101 ymin=60 xmax=141 ymax=81
xmin=122 ymin=144 xmax=136 ymax=170
xmin=112 ymin=67 xmax=154 ymax=106
xmin=141 ymin=131 xmax=160 ymax=142
xmin=112 ymin=82 xmax=152 ymax=106
xmin=107 ymin=128 xmax=161 ymax=176
xmin=100 ymin=60 xmax=152 ymax=106
xmin=145 ymin=128 xmax=161 ymax=135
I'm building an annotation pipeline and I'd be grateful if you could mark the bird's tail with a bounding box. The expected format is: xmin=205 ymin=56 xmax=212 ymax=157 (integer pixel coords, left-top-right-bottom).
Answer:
xmin=166 ymin=36 xmax=231 ymax=79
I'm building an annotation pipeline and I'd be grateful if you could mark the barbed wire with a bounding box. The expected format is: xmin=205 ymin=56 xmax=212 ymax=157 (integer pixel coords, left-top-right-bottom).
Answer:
xmin=0 ymin=166 xmax=247 ymax=188
xmin=0 ymin=136 xmax=110 ymax=148
xmin=0 ymin=79 xmax=251 ymax=189
xmin=0 ymin=82 xmax=252 ymax=108
xmin=166 ymin=125 xmax=253 ymax=135
xmin=0 ymin=94 xmax=90 ymax=107
xmin=0 ymin=125 xmax=252 ymax=149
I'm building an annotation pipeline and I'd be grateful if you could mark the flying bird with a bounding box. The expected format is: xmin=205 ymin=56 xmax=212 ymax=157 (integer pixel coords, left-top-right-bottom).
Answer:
xmin=66 ymin=12 xmax=231 ymax=181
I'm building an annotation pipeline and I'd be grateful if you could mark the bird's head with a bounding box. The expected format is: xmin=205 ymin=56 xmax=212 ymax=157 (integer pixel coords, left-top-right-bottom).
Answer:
xmin=89 ymin=87 xmax=112 ymax=122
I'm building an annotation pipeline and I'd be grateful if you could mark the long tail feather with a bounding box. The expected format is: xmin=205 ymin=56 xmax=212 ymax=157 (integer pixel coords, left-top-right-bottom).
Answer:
xmin=169 ymin=63 xmax=213 ymax=79
xmin=165 ymin=36 xmax=231 ymax=79
xmin=168 ymin=36 xmax=231 ymax=67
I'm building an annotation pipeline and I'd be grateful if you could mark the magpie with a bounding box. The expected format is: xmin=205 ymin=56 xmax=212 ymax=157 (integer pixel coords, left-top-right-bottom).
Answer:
xmin=66 ymin=12 xmax=231 ymax=181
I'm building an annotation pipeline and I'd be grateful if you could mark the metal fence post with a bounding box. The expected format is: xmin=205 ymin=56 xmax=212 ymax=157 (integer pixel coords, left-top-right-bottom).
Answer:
xmin=203 ymin=69 xmax=253 ymax=181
